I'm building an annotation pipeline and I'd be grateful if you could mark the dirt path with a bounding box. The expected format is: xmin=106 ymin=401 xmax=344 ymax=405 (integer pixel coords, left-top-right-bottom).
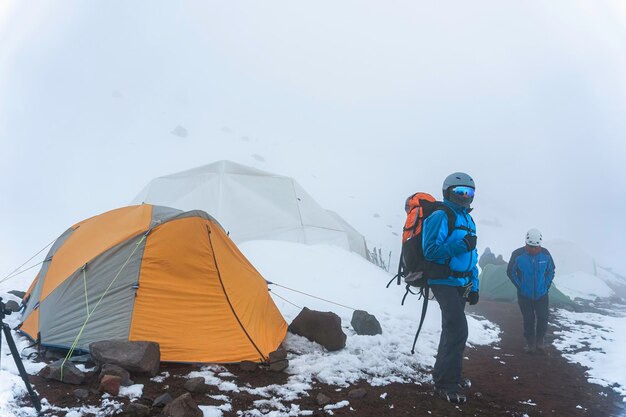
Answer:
xmin=288 ymin=300 xmax=623 ymax=417
xmin=463 ymin=300 xmax=622 ymax=417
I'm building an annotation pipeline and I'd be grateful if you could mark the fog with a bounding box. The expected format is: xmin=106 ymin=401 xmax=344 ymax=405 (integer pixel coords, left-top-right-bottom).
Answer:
xmin=1 ymin=1 xmax=625 ymax=281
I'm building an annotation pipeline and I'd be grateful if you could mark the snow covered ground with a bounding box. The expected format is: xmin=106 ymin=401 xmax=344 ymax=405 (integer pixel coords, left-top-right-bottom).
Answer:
xmin=3 ymin=239 xmax=625 ymax=416
xmin=0 ymin=241 xmax=500 ymax=417
xmin=550 ymin=265 xmax=626 ymax=403
xmin=554 ymin=271 xmax=615 ymax=301
xmin=553 ymin=307 xmax=626 ymax=400
xmin=0 ymin=293 xmax=46 ymax=417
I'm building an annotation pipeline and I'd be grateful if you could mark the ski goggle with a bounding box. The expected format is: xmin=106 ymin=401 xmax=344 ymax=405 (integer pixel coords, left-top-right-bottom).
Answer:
xmin=451 ymin=186 xmax=475 ymax=198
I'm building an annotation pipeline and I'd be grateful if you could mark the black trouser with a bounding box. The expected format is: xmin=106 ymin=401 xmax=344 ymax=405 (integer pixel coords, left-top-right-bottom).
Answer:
xmin=431 ymin=284 xmax=468 ymax=391
xmin=517 ymin=293 xmax=549 ymax=342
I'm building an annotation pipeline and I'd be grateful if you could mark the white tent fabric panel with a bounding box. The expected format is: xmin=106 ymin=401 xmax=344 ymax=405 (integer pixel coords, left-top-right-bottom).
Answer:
xmin=132 ymin=161 xmax=362 ymax=254
xmin=326 ymin=210 xmax=368 ymax=258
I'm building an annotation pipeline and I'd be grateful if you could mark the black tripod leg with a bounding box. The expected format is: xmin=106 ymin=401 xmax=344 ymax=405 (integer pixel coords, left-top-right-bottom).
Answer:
xmin=2 ymin=324 xmax=42 ymax=413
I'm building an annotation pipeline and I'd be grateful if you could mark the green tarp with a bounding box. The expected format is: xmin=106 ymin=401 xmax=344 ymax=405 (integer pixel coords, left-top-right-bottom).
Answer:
xmin=479 ymin=264 xmax=575 ymax=307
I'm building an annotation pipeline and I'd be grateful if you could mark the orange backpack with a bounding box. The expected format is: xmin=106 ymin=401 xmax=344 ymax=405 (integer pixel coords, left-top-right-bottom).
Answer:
xmin=388 ymin=192 xmax=456 ymax=354
xmin=397 ymin=192 xmax=455 ymax=283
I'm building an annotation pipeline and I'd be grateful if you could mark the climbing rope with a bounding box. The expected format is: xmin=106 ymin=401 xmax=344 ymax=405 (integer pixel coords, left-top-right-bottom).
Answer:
xmin=60 ymin=234 xmax=147 ymax=381
xmin=267 ymin=282 xmax=357 ymax=311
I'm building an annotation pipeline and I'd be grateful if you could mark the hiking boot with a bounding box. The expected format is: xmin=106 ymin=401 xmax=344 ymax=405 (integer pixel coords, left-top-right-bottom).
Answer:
xmin=535 ymin=338 xmax=546 ymax=354
xmin=459 ymin=378 xmax=472 ymax=389
xmin=434 ymin=386 xmax=467 ymax=404
xmin=524 ymin=343 xmax=536 ymax=354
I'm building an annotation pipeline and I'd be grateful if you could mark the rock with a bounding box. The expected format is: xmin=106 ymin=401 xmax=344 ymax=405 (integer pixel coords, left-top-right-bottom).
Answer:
xmin=153 ymin=393 xmax=174 ymax=407
xmin=8 ymin=290 xmax=26 ymax=299
xmin=288 ymin=307 xmax=347 ymax=351
xmin=73 ymin=389 xmax=89 ymax=399
xmin=183 ymin=377 xmax=209 ymax=393
xmin=269 ymin=359 xmax=289 ymax=372
xmin=348 ymin=388 xmax=367 ymax=399
xmin=316 ymin=393 xmax=331 ymax=406
xmin=90 ymin=340 xmax=160 ymax=376
xmin=269 ymin=348 xmax=287 ymax=362
xmin=43 ymin=348 xmax=65 ymax=361
xmin=69 ymin=354 xmax=94 ymax=364
xmin=100 ymin=363 xmax=133 ymax=386
xmin=4 ymin=300 xmax=20 ymax=312
xmin=124 ymin=403 xmax=151 ymax=417
xmin=268 ymin=348 xmax=288 ymax=372
xmin=239 ymin=361 xmax=257 ymax=372
xmin=161 ymin=393 xmax=202 ymax=417
xmin=39 ymin=359 xmax=85 ymax=385
xmin=99 ymin=374 xmax=122 ymax=396
xmin=350 ymin=310 xmax=382 ymax=336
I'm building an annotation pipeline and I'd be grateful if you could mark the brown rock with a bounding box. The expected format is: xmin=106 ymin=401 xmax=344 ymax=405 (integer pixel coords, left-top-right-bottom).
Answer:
xmin=99 ymin=374 xmax=122 ymax=396
xmin=38 ymin=359 xmax=85 ymax=385
xmin=183 ymin=377 xmax=209 ymax=393
xmin=99 ymin=363 xmax=133 ymax=386
xmin=73 ymin=389 xmax=89 ymax=399
xmin=268 ymin=347 xmax=289 ymax=372
xmin=124 ymin=403 xmax=151 ymax=416
xmin=348 ymin=388 xmax=367 ymax=399
xmin=289 ymin=307 xmax=347 ymax=351
xmin=161 ymin=393 xmax=202 ymax=417
xmin=269 ymin=359 xmax=289 ymax=372
xmin=153 ymin=393 xmax=173 ymax=407
xmin=269 ymin=348 xmax=287 ymax=362
xmin=90 ymin=341 xmax=160 ymax=376
xmin=316 ymin=393 xmax=331 ymax=406
xmin=8 ymin=290 xmax=26 ymax=299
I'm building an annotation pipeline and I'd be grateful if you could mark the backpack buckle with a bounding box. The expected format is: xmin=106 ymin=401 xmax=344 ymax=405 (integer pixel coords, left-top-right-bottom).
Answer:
xmin=404 ymin=271 xmax=424 ymax=286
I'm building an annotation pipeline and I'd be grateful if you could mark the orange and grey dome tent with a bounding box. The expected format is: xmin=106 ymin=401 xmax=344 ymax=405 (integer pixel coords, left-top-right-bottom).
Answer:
xmin=19 ymin=205 xmax=287 ymax=363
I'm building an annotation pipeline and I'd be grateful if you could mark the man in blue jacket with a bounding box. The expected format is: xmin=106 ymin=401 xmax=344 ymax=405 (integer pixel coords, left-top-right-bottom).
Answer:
xmin=507 ymin=229 xmax=556 ymax=354
xmin=422 ymin=172 xmax=479 ymax=404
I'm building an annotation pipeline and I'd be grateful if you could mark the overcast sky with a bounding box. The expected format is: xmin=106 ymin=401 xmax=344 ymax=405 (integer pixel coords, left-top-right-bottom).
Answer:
xmin=1 ymin=0 xmax=625 ymax=282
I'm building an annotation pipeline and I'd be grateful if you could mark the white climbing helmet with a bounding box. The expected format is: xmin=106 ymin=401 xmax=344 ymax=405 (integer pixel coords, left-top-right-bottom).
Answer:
xmin=525 ymin=229 xmax=542 ymax=247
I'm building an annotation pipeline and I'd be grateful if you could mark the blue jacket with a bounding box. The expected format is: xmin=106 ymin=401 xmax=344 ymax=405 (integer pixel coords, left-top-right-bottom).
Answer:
xmin=507 ymin=247 xmax=555 ymax=300
xmin=422 ymin=200 xmax=479 ymax=291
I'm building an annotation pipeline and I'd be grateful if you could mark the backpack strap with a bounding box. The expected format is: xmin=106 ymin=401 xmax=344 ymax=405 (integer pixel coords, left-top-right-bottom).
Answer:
xmin=410 ymin=285 xmax=430 ymax=354
xmin=435 ymin=204 xmax=458 ymax=239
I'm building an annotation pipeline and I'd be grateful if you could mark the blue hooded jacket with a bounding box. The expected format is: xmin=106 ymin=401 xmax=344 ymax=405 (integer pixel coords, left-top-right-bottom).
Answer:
xmin=422 ymin=200 xmax=479 ymax=291
xmin=507 ymin=247 xmax=555 ymax=300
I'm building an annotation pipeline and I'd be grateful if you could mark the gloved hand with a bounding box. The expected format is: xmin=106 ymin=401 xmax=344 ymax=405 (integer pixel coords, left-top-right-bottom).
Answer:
xmin=462 ymin=234 xmax=477 ymax=251
xmin=467 ymin=291 xmax=479 ymax=305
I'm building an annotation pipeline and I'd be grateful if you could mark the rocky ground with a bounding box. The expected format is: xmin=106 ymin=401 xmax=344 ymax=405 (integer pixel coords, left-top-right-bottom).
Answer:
xmin=15 ymin=300 xmax=625 ymax=416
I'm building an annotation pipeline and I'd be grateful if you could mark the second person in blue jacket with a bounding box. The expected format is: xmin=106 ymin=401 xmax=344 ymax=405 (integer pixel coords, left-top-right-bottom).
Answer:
xmin=507 ymin=229 xmax=556 ymax=353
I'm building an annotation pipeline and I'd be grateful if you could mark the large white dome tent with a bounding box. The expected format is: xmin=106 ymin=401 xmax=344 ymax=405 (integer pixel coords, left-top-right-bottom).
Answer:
xmin=132 ymin=160 xmax=368 ymax=257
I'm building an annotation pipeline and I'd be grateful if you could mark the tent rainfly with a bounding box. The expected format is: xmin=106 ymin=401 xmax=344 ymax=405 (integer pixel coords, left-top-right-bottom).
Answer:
xmin=479 ymin=264 xmax=575 ymax=307
xmin=131 ymin=160 xmax=368 ymax=257
xmin=19 ymin=205 xmax=287 ymax=363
